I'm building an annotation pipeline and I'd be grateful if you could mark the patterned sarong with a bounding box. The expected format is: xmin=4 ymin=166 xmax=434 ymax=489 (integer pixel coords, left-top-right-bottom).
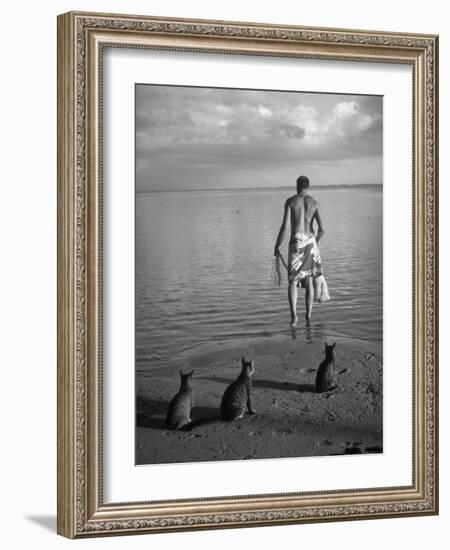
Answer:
xmin=288 ymin=233 xmax=323 ymax=288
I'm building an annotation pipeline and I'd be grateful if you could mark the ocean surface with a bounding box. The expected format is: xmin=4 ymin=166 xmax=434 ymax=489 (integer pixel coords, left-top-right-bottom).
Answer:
xmin=135 ymin=186 xmax=382 ymax=373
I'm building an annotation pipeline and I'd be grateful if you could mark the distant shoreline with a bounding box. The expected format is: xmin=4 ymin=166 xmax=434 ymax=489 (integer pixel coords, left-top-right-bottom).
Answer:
xmin=137 ymin=183 xmax=382 ymax=194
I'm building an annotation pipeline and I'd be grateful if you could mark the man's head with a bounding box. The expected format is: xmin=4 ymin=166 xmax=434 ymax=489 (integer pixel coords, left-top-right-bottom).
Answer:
xmin=296 ymin=175 xmax=310 ymax=193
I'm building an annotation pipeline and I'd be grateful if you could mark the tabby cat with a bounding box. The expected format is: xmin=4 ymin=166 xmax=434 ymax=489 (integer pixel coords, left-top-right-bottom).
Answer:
xmin=166 ymin=370 xmax=195 ymax=430
xmin=220 ymin=358 xmax=256 ymax=421
xmin=315 ymin=343 xmax=338 ymax=393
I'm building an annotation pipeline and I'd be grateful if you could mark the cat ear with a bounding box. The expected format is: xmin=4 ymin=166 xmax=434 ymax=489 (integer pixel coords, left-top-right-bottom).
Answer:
xmin=241 ymin=357 xmax=246 ymax=365
xmin=189 ymin=370 xmax=194 ymax=376
xmin=332 ymin=343 xmax=336 ymax=348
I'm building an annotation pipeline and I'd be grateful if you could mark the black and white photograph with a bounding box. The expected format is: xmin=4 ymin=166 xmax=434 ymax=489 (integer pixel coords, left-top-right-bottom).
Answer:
xmin=0 ymin=0 xmax=443 ymax=543
xmin=135 ymin=83 xmax=383 ymax=465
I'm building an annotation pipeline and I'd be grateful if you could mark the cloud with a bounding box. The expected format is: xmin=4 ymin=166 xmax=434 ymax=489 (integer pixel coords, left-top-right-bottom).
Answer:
xmin=135 ymin=85 xmax=382 ymax=190
xmin=267 ymin=121 xmax=306 ymax=140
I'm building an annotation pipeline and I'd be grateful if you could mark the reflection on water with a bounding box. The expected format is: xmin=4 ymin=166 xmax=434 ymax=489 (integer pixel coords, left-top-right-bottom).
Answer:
xmin=290 ymin=320 xmax=330 ymax=343
xmin=136 ymin=187 xmax=382 ymax=373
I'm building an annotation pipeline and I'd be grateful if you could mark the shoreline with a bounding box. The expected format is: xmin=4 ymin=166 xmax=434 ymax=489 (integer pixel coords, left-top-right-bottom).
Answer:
xmin=137 ymin=184 xmax=382 ymax=194
xmin=137 ymin=323 xmax=382 ymax=376
xmin=136 ymin=337 xmax=383 ymax=465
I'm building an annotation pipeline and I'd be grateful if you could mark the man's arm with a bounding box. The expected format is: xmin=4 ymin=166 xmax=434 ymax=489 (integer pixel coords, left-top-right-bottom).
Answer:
xmin=274 ymin=200 xmax=290 ymax=256
xmin=314 ymin=206 xmax=325 ymax=244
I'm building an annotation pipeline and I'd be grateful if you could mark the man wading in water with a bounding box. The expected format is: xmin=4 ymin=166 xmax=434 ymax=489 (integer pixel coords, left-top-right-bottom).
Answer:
xmin=273 ymin=175 xmax=325 ymax=326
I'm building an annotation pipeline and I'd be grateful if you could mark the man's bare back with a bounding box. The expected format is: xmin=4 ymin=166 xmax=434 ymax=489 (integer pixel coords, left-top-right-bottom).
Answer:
xmin=286 ymin=193 xmax=320 ymax=237
xmin=274 ymin=192 xmax=324 ymax=254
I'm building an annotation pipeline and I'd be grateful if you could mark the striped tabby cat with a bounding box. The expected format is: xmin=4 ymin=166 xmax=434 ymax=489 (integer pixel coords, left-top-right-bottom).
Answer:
xmin=220 ymin=358 xmax=256 ymax=421
xmin=315 ymin=342 xmax=338 ymax=393
xmin=166 ymin=370 xmax=194 ymax=430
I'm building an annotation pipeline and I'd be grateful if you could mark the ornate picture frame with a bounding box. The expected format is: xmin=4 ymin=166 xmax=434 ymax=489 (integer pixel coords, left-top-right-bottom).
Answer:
xmin=57 ymin=11 xmax=438 ymax=538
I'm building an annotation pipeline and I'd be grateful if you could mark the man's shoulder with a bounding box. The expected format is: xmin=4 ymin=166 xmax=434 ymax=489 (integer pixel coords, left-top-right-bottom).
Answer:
xmin=286 ymin=194 xmax=299 ymax=204
xmin=285 ymin=194 xmax=319 ymax=208
xmin=305 ymin=194 xmax=319 ymax=206
xmin=284 ymin=195 xmax=297 ymax=207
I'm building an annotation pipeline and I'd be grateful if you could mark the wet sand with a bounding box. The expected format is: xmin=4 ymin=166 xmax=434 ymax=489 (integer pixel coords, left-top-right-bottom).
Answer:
xmin=136 ymin=337 xmax=382 ymax=465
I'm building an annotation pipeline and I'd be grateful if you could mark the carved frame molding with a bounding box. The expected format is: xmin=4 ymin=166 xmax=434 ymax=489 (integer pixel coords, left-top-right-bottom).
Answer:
xmin=57 ymin=12 xmax=438 ymax=538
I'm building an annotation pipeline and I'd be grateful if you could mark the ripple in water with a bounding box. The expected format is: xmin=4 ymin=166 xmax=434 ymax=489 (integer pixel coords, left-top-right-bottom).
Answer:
xmin=136 ymin=187 xmax=382 ymax=372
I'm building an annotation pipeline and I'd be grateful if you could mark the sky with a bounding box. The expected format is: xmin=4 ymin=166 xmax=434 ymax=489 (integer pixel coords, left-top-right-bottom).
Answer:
xmin=135 ymin=84 xmax=382 ymax=192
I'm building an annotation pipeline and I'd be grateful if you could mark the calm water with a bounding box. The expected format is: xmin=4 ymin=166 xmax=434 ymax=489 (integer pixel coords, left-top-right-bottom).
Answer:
xmin=136 ymin=187 xmax=382 ymax=373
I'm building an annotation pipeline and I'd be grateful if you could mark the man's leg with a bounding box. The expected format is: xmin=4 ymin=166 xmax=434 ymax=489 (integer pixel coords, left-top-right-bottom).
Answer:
xmin=288 ymin=279 xmax=298 ymax=326
xmin=305 ymin=276 xmax=314 ymax=320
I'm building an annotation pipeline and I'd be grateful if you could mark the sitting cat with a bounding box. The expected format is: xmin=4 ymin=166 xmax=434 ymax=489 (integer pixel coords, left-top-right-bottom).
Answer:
xmin=166 ymin=370 xmax=195 ymax=430
xmin=220 ymin=358 xmax=256 ymax=421
xmin=315 ymin=343 xmax=338 ymax=393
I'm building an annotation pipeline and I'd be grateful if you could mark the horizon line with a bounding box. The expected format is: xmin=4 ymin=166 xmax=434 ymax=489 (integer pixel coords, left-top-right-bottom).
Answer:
xmin=136 ymin=183 xmax=383 ymax=194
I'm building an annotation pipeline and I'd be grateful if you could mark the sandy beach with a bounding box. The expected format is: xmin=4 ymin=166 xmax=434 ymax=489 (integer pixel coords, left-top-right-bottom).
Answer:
xmin=136 ymin=336 xmax=382 ymax=465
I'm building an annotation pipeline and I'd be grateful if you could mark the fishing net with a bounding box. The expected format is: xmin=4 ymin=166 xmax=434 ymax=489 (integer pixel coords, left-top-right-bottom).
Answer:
xmin=271 ymin=255 xmax=282 ymax=286
xmin=271 ymin=253 xmax=289 ymax=286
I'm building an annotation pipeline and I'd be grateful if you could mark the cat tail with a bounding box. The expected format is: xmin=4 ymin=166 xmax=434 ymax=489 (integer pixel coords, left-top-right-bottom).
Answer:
xmin=168 ymin=418 xmax=191 ymax=430
xmin=179 ymin=421 xmax=195 ymax=432
xmin=316 ymin=384 xmax=337 ymax=394
xmin=189 ymin=415 xmax=222 ymax=429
